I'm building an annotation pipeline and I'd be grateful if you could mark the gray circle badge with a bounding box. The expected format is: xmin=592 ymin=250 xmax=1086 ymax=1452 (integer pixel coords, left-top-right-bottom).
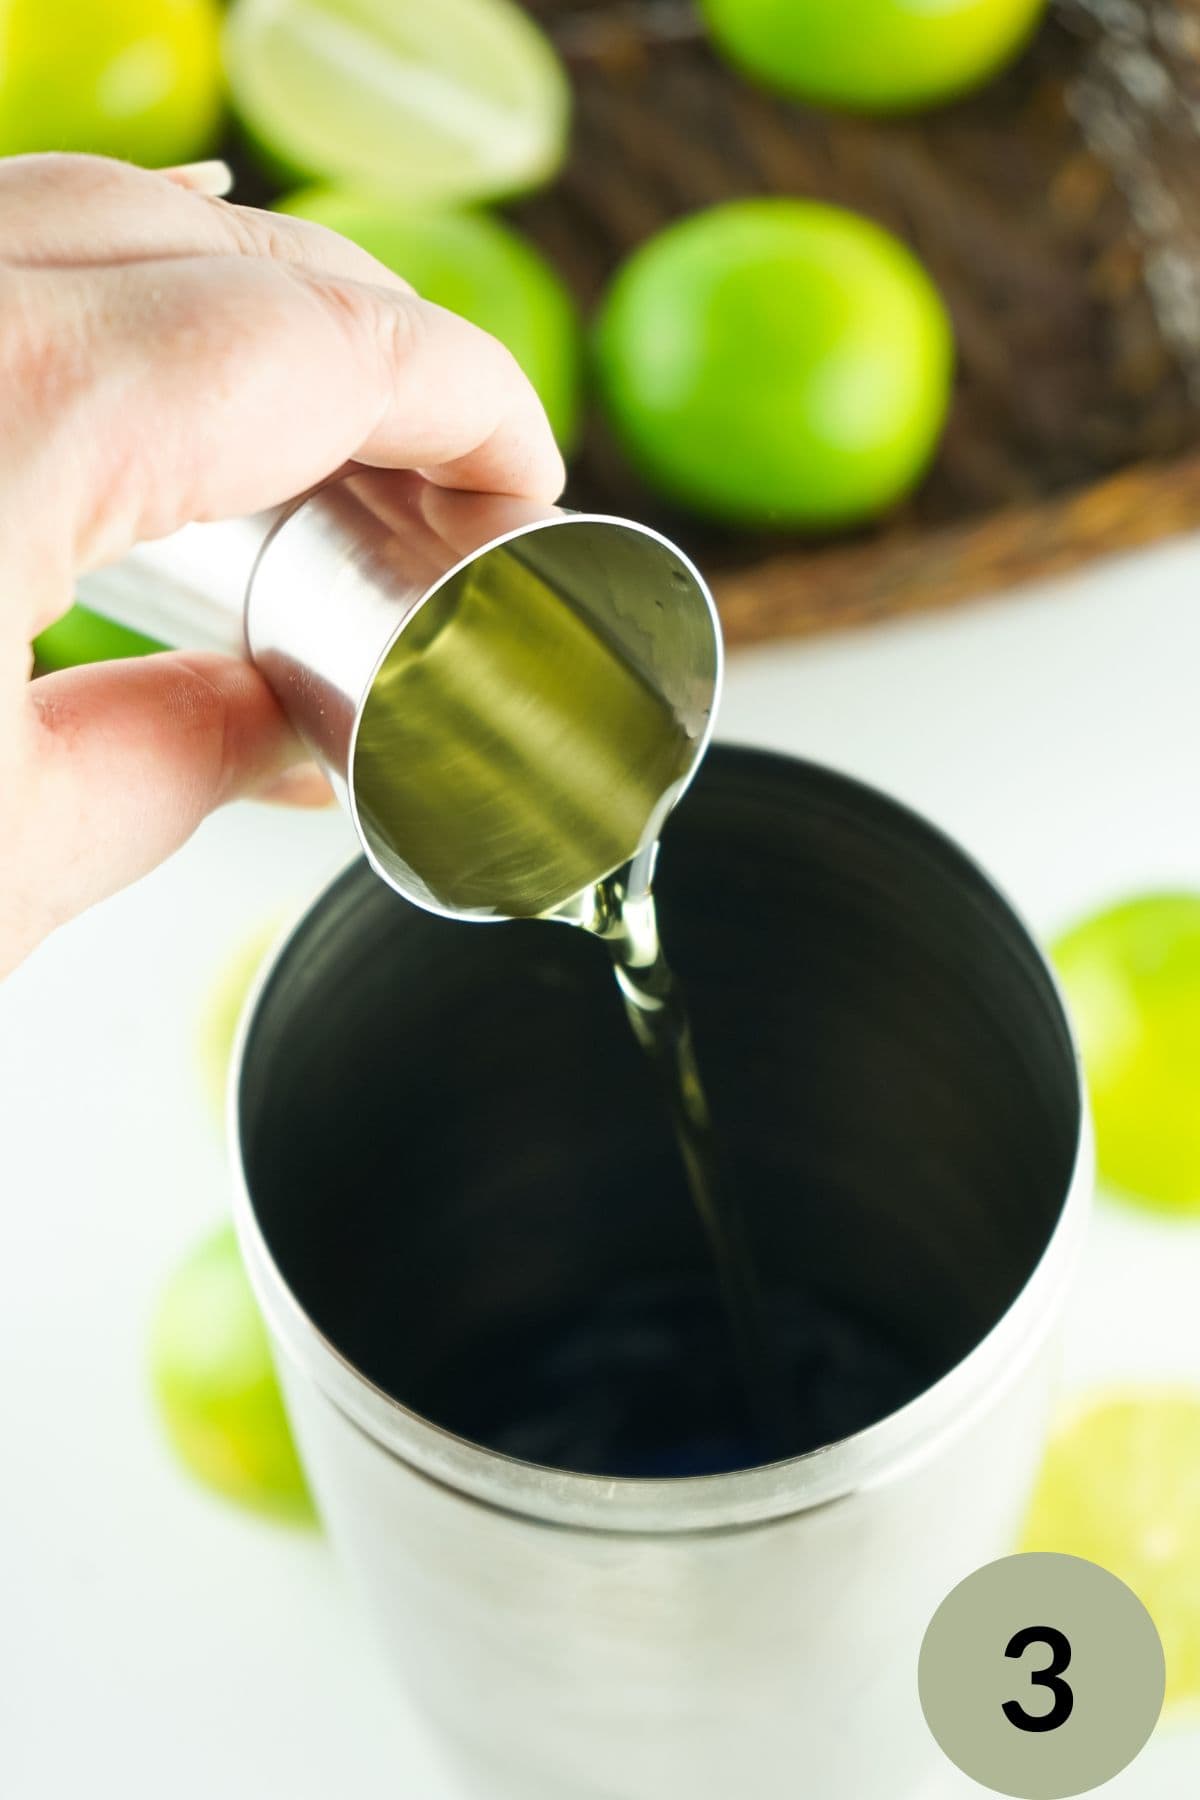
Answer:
xmin=918 ymin=1553 xmax=1165 ymax=1798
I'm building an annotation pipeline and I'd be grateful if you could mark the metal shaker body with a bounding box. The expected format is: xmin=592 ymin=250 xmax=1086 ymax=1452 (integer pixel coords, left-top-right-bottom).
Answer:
xmin=231 ymin=746 xmax=1091 ymax=1800
xmin=79 ymin=471 xmax=721 ymax=922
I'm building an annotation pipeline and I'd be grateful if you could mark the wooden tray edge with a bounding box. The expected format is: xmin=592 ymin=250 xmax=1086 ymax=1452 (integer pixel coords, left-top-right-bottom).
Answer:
xmin=713 ymin=454 xmax=1200 ymax=648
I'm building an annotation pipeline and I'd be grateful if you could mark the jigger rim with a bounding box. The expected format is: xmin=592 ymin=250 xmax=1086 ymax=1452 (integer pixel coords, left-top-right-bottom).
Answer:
xmin=229 ymin=746 xmax=1092 ymax=1538
xmin=329 ymin=506 xmax=725 ymax=924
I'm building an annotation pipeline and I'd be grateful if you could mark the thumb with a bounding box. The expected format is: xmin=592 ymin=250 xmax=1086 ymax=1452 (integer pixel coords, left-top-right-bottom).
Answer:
xmin=19 ymin=651 xmax=301 ymax=939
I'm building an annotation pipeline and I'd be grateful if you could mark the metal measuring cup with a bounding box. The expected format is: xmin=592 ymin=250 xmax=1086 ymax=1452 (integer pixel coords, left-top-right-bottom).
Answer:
xmin=78 ymin=469 xmax=723 ymax=921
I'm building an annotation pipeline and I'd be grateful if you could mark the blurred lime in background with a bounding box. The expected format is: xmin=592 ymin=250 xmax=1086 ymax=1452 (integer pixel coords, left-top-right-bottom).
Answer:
xmin=594 ymin=198 xmax=954 ymax=529
xmin=281 ymin=188 xmax=583 ymax=449
xmin=33 ymin=603 xmax=162 ymax=671
xmin=151 ymin=1223 xmax=314 ymax=1522
xmin=198 ymin=921 xmax=280 ymax=1122
xmin=0 ymin=0 xmax=223 ymax=164
xmin=699 ymin=0 xmax=1048 ymax=114
xmin=1054 ymin=894 xmax=1200 ymax=1214
xmin=1023 ymin=1389 xmax=1200 ymax=1708
xmin=225 ymin=0 xmax=569 ymax=205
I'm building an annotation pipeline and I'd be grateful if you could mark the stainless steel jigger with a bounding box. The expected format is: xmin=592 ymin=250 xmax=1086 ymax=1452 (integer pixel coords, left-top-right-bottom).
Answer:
xmin=78 ymin=469 xmax=722 ymax=922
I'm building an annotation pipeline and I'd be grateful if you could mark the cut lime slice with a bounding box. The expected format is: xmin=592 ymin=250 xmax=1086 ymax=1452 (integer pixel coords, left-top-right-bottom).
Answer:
xmin=280 ymin=188 xmax=582 ymax=448
xmin=1022 ymin=1389 xmax=1200 ymax=1710
xmin=224 ymin=0 xmax=570 ymax=204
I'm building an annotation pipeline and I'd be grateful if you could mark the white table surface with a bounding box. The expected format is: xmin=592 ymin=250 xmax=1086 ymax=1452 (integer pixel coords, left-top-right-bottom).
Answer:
xmin=3 ymin=537 xmax=1200 ymax=1798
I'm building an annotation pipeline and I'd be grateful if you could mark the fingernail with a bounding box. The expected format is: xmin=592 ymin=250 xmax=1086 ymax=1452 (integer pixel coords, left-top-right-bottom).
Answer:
xmin=159 ymin=158 xmax=235 ymax=198
xmin=253 ymin=763 xmax=336 ymax=809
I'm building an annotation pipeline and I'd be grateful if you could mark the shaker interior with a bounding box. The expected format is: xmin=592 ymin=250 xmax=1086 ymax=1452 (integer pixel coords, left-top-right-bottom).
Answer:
xmin=239 ymin=746 xmax=1081 ymax=1477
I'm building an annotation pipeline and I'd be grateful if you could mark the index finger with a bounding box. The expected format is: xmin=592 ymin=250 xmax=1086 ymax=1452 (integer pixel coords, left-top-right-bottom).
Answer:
xmin=16 ymin=252 xmax=565 ymax=578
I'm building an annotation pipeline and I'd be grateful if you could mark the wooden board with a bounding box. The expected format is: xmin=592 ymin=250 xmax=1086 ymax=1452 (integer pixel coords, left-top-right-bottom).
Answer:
xmin=506 ymin=0 xmax=1200 ymax=641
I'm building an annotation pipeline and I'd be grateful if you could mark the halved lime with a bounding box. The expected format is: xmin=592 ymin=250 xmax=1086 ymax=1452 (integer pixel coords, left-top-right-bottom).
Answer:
xmin=225 ymin=0 xmax=570 ymax=205
xmin=150 ymin=1223 xmax=314 ymax=1522
xmin=1022 ymin=1390 xmax=1200 ymax=1709
xmin=1054 ymin=893 xmax=1200 ymax=1214
xmin=0 ymin=0 xmax=223 ymax=165
xmin=281 ymin=187 xmax=582 ymax=448
xmin=33 ymin=603 xmax=163 ymax=672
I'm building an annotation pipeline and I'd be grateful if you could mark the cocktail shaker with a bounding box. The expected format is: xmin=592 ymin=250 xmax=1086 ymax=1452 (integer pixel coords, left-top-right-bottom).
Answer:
xmin=78 ymin=469 xmax=721 ymax=921
xmin=231 ymin=746 xmax=1091 ymax=1800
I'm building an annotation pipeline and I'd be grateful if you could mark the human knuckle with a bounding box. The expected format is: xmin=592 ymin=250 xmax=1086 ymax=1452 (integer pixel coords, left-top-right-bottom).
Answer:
xmin=374 ymin=288 xmax=422 ymax=370
xmin=169 ymin=659 xmax=238 ymax=795
xmin=220 ymin=204 xmax=299 ymax=268
xmin=301 ymin=269 xmax=419 ymax=368
xmin=298 ymin=268 xmax=369 ymax=331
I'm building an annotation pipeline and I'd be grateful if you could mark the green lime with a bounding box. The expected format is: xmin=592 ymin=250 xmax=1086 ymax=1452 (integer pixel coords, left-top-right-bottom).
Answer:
xmin=33 ymin=603 xmax=163 ymax=672
xmin=594 ymin=198 xmax=954 ymax=529
xmin=198 ymin=922 xmax=280 ymax=1123
xmin=225 ymin=0 xmax=569 ymax=205
xmin=1022 ymin=1390 xmax=1200 ymax=1709
xmin=281 ymin=189 xmax=582 ymax=449
xmin=150 ymin=1223 xmax=314 ymax=1522
xmin=699 ymin=0 xmax=1048 ymax=114
xmin=0 ymin=0 xmax=223 ymax=164
xmin=1054 ymin=894 xmax=1200 ymax=1214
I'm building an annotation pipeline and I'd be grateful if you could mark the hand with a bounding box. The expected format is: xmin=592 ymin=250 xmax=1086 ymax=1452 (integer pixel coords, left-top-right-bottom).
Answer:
xmin=0 ymin=153 xmax=565 ymax=977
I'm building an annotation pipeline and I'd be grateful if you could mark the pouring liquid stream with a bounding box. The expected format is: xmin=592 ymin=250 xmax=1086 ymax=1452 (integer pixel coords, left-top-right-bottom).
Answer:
xmin=585 ymin=860 xmax=794 ymax=1461
xmin=350 ymin=535 xmax=797 ymax=1457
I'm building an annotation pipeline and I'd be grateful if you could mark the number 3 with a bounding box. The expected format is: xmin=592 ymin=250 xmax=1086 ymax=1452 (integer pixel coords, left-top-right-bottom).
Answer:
xmin=1003 ymin=1626 xmax=1075 ymax=1733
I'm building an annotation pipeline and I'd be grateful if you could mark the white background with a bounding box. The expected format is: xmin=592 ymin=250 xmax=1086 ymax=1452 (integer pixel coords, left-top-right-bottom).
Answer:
xmin=2 ymin=537 xmax=1199 ymax=1797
